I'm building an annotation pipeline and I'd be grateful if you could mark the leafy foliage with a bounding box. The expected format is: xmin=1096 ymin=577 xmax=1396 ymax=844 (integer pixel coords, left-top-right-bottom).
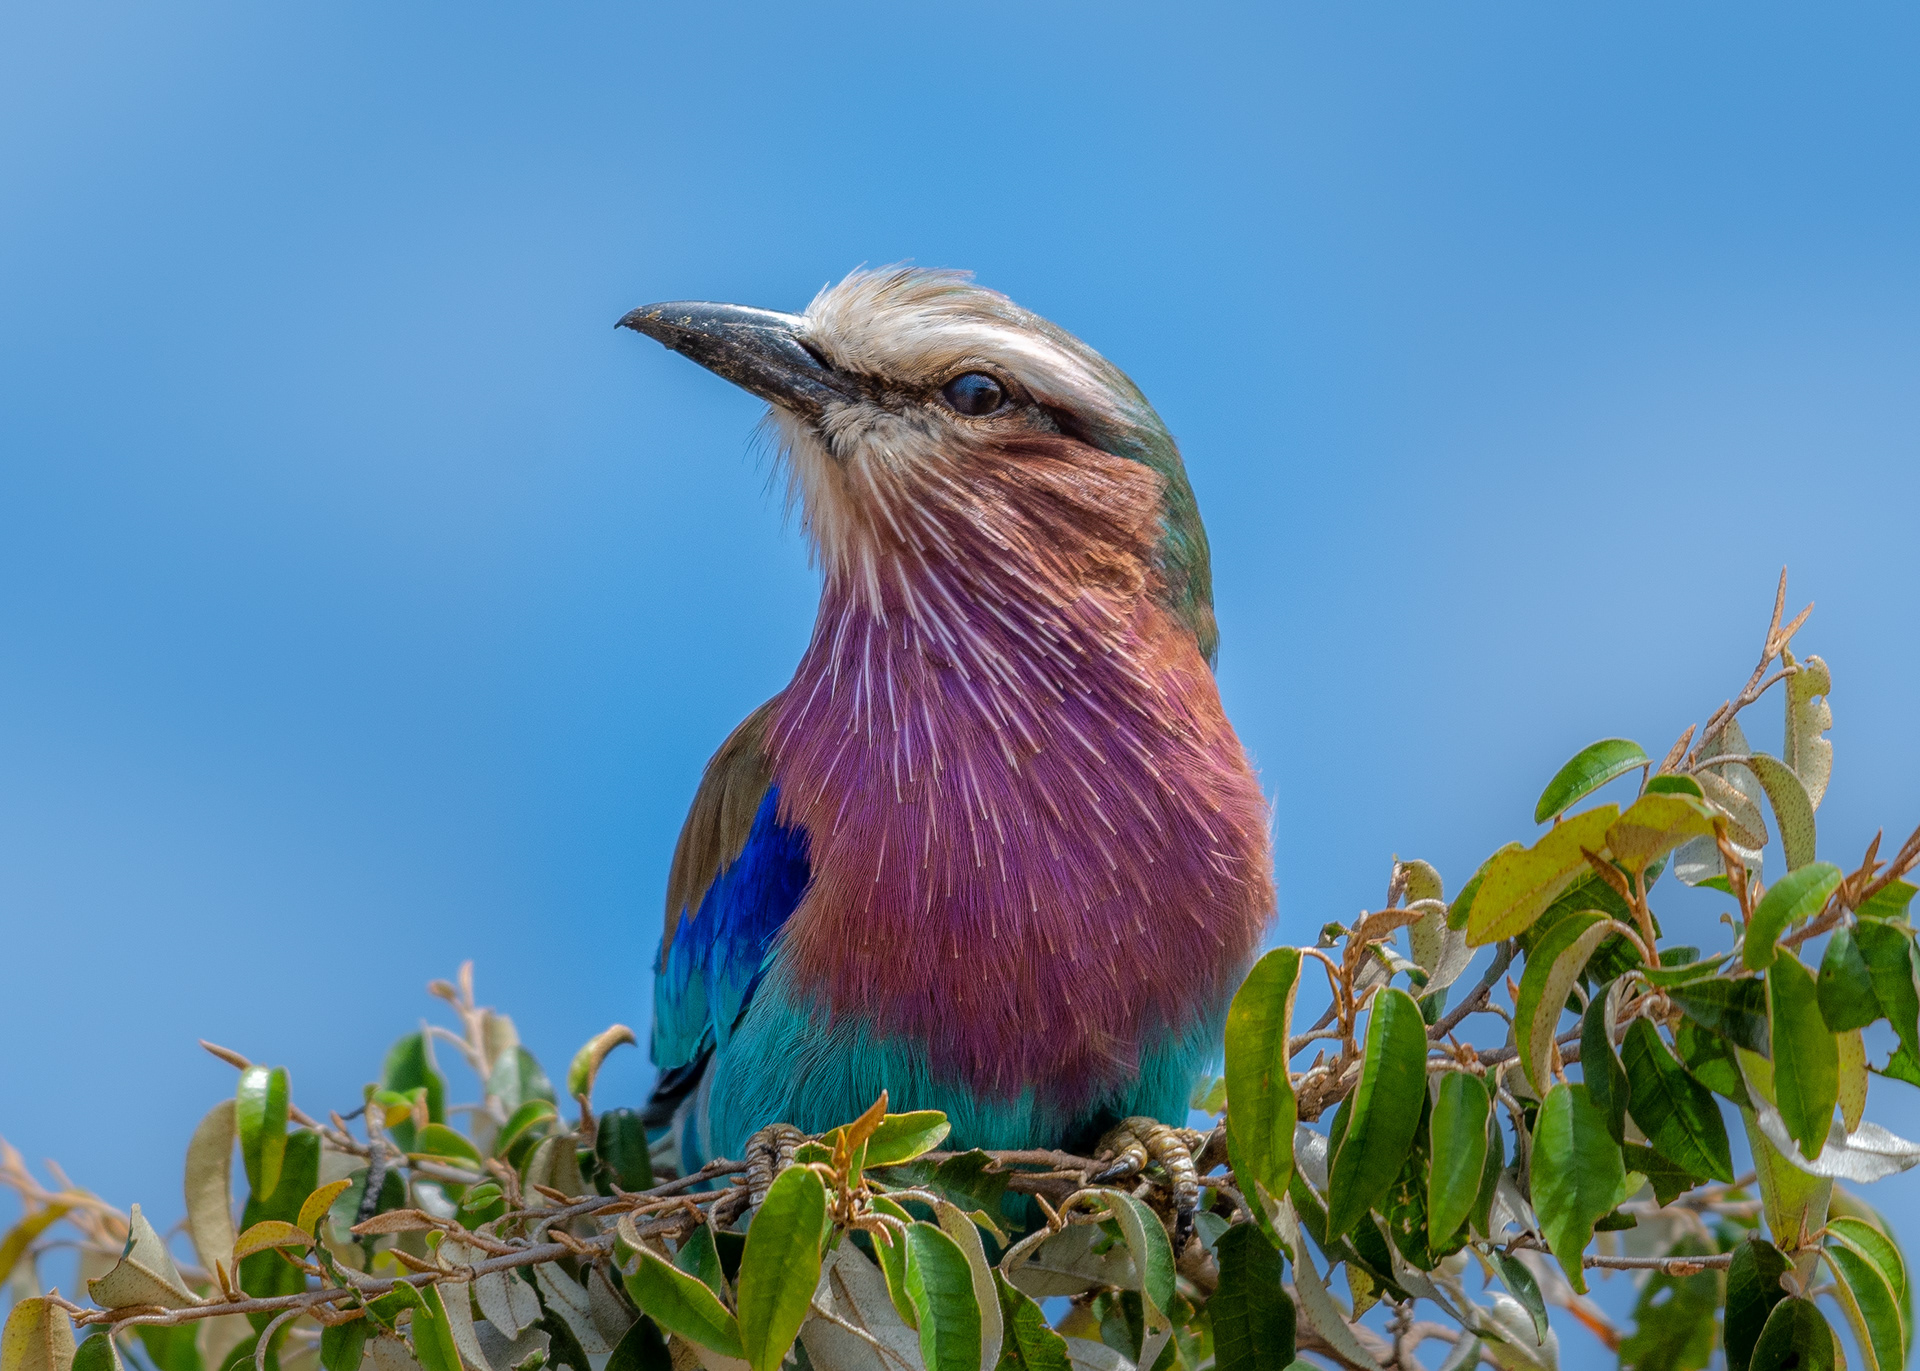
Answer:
xmin=5 ymin=578 xmax=1920 ymax=1371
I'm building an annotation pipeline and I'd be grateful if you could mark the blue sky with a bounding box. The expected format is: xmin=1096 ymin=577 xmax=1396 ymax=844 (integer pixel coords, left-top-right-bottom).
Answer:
xmin=4 ymin=2 xmax=1919 ymax=1358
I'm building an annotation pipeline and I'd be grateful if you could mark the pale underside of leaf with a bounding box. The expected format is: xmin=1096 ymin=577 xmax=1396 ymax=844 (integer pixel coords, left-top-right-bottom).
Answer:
xmin=1784 ymin=654 xmax=1834 ymax=811
xmin=801 ymin=1245 xmax=922 ymax=1371
xmin=1521 ymin=916 xmax=1618 ymax=1096
xmin=1275 ymin=1197 xmax=1379 ymax=1371
xmin=473 ymin=1262 xmax=543 ymax=1339
xmin=183 ymin=1099 xmax=238 ymax=1278
xmin=86 ymin=1204 xmax=202 ymax=1311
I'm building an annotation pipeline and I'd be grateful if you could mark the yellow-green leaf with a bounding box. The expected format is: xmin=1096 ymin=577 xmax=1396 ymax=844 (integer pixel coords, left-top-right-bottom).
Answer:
xmin=0 ymin=1207 xmax=70 ymax=1291
xmin=297 ymin=1180 xmax=354 ymax=1242
xmin=1838 ymin=1030 xmax=1869 ymax=1133
xmin=1224 ymin=947 xmax=1301 ymax=1204
xmin=231 ymin=1221 xmax=310 ymax=1262
xmin=2 ymin=1299 xmax=75 ymax=1371
xmin=864 ymin=1112 xmax=953 ymax=1167
xmin=1783 ymin=654 xmax=1833 ymax=811
xmin=1736 ymin=754 xmax=1819 ymax=872
xmin=1465 ymin=806 xmax=1619 ymax=945
xmin=1604 ymin=792 xmax=1718 ymax=874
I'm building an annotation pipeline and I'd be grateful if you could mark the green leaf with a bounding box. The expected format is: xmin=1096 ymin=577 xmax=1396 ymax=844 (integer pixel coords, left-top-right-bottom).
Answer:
xmin=566 ymin=1024 xmax=637 ymax=1102
xmin=1645 ymin=773 xmax=1705 ymax=799
xmin=131 ymin=1325 xmax=201 ymax=1371
xmin=412 ymin=1123 xmax=482 ymax=1166
xmin=1516 ymin=910 xmax=1614 ymax=1096
xmin=1615 ymin=1238 xmax=1720 ymax=1371
xmin=1210 ymin=1225 xmax=1295 ymax=1371
xmin=319 ymin=1320 xmax=368 ymax=1371
xmin=623 ymin=1246 xmax=744 ymax=1358
xmin=1102 ymin=1192 xmax=1175 ymax=1326
xmin=1224 ymin=947 xmax=1301 ymax=1204
xmin=494 ymin=1099 xmax=558 ymax=1158
xmin=411 ymin=1285 xmax=465 ymax=1371
xmin=1465 ymin=806 xmax=1619 ymax=945
xmin=3 ymin=1300 xmax=75 ymax=1371
xmin=1581 ymin=985 xmax=1630 ymax=1142
xmin=1738 ymin=1100 xmax=1833 ymax=1252
xmin=1468 ymin=1095 xmax=1506 ymax=1240
xmin=1769 ymin=954 xmax=1839 ymax=1160
xmin=1749 ymin=1298 xmax=1835 ymax=1371
xmin=1605 ymin=791 xmax=1718 ymax=874
xmin=904 ymin=1223 xmax=983 ymax=1371
xmin=236 ymin=1066 xmax=289 ymax=1200
xmin=1446 ymin=846 xmax=1518 ymax=932
xmin=1325 ymin=988 xmax=1429 ymax=1238
xmin=1535 ymin=738 xmax=1647 ymax=824
xmin=1482 ymin=1249 xmax=1546 ymax=1346
xmin=1854 ymin=920 xmax=1920 ymax=1079
xmin=1860 ymin=880 xmax=1919 ymax=922
xmin=605 ymin=1319 xmax=671 ymax=1371
xmin=1818 ymin=929 xmax=1883 ymax=1033
xmin=994 ymin=1274 xmax=1069 ymax=1371
xmin=1675 ymin=1018 xmax=1750 ymax=1104
xmin=1667 ymin=978 xmax=1771 ymax=1056
xmin=736 ymin=1164 xmax=827 ymax=1371
xmin=1621 ymin=1143 xmax=1703 ymax=1207
xmin=865 ymin=1112 xmax=953 ymax=1166
xmin=1826 ymin=1242 xmax=1903 ymax=1371
xmin=489 ymin=1045 xmax=557 ymax=1110
xmin=674 ymin=1224 xmax=726 ymax=1295
xmin=70 ymin=1335 xmax=120 ymax=1371
xmin=1829 ymin=1216 xmax=1911 ymax=1356
xmin=1530 ymin=1083 xmax=1630 ymax=1293
xmin=1638 ymin=952 xmax=1733 ymax=988
xmin=1426 ymin=1072 xmax=1489 ymax=1247
xmin=1733 ymin=754 xmax=1820 ymax=873
xmin=382 ymin=1034 xmax=446 ymax=1152
xmin=1726 ymin=1237 xmax=1793 ymax=1371
xmin=932 ymin=1200 xmax=1003 ymax=1371
xmin=595 ymin=1108 xmax=654 ymax=1192
xmin=1620 ymin=1019 xmax=1734 ymax=1182
xmin=1744 ymin=862 xmax=1843 ymax=970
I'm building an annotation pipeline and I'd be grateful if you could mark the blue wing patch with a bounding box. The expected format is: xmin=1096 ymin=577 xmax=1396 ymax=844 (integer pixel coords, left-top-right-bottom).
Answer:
xmin=651 ymin=783 xmax=811 ymax=1073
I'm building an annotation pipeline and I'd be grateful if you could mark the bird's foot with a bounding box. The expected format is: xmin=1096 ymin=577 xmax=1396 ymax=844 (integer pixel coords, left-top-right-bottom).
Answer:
xmin=1091 ymin=1117 xmax=1206 ymax=1250
xmin=744 ymin=1122 xmax=808 ymax=1210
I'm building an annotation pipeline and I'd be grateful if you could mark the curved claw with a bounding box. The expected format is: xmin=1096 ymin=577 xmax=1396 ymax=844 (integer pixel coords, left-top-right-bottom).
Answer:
xmin=745 ymin=1123 xmax=807 ymax=1210
xmin=1093 ymin=1117 xmax=1205 ymax=1249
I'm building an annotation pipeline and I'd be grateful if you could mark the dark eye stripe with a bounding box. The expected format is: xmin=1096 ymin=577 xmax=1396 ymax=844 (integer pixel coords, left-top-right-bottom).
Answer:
xmin=940 ymin=372 xmax=1007 ymax=417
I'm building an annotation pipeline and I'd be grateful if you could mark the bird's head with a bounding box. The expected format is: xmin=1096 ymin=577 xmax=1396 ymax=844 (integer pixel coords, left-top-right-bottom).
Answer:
xmin=620 ymin=268 xmax=1217 ymax=662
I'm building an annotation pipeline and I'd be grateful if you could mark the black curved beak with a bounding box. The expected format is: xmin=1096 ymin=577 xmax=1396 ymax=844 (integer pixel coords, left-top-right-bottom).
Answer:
xmin=617 ymin=301 xmax=857 ymax=418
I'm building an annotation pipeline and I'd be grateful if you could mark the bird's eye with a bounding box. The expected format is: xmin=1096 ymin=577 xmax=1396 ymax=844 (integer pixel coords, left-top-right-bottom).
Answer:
xmin=939 ymin=372 xmax=1008 ymax=417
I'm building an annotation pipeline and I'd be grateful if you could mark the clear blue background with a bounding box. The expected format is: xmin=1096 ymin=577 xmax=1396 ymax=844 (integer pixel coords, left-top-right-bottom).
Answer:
xmin=5 ymin=3 xmax=1919 ymax=1360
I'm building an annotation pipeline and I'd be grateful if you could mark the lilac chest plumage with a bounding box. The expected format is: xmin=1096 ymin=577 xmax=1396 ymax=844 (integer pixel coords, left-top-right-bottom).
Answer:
xmin=760 ymin=436 xmax=1272 ymax=1115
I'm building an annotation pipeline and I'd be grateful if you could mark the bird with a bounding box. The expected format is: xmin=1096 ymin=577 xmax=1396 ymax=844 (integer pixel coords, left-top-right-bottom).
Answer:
xmin=619 ymin=268 xmax=1273 ymax=1184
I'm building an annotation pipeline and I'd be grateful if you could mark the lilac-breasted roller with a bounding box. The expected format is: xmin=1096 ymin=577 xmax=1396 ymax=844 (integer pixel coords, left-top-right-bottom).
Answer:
xmin=620 ymin=269 xmax=1273 ymax=1177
